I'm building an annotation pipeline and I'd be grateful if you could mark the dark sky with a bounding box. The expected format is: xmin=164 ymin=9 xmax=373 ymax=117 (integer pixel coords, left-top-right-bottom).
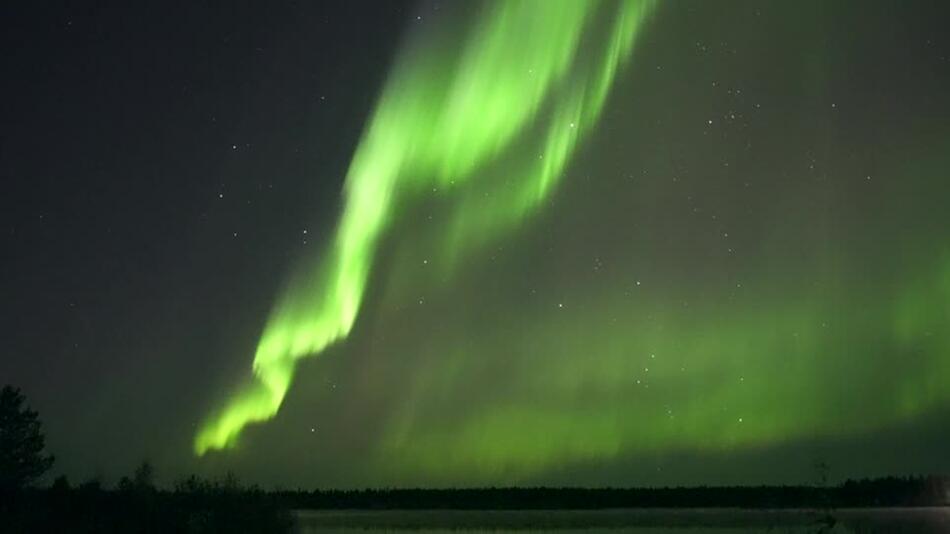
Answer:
xmin=2 ymin=0 xmax=950 ymax=489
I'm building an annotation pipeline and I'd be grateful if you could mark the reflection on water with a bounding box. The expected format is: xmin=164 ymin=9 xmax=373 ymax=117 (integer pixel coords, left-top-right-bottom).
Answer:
xmin=296 ymin=507 xmax=950 ymax=533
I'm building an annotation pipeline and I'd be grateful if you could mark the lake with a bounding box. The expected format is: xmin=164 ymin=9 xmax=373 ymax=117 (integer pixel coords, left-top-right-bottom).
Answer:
xmin=296 ymin=507 xmax=950 ymax=533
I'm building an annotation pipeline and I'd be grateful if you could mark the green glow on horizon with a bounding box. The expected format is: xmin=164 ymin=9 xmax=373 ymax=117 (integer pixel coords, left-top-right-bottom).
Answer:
xmin=373 ymin=255 xmax=950 ymax=482
xmin=195 ymin=0 xmax=657 ymax=455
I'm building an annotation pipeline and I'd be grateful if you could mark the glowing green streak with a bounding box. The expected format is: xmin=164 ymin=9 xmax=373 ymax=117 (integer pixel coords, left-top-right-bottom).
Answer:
xmin=195 ymin=0 xmax=656 ymax=454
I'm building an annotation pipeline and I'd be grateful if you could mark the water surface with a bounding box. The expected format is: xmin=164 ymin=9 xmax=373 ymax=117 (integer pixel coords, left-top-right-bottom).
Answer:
xmin=296 ymin=507 xmax=949 ymax=533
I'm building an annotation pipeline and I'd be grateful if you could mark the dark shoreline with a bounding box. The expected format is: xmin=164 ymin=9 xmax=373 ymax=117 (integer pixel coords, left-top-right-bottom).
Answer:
xmin=276 ymin=477 xmax=949 ymax=509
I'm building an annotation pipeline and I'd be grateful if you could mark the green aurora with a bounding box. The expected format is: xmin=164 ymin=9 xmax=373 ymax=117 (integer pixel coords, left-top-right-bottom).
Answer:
xmin=196 ymin=0 xmax=658 ymax=454
xmin=5 ymin=0 xmax=950 ymax=490
xmin=191 ymin=0 xmax=950 ymax=485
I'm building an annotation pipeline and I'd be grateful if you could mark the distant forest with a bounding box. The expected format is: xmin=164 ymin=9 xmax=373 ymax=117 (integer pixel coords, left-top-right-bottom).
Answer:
xmin=3 ymin=472 xmax=948 ymax=532
xmin=278 ymin=476 xmax=950 ymax=509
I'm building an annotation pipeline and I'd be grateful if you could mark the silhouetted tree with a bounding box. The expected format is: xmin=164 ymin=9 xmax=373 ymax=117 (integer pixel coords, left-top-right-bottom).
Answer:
xmin=133 ymin=460 xmax=155 ymax=490
xmin=117 ymin=461 xmax=156 ymax=495
xmin=50 ymin=474 xmax=71 ymax=492
xmin=0 ymin=385 xmax=54 ymax=491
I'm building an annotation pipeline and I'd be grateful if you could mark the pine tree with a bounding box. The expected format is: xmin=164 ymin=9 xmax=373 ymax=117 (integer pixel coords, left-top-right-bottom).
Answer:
xmin=0 ymin=385 xmax=55 ymax=490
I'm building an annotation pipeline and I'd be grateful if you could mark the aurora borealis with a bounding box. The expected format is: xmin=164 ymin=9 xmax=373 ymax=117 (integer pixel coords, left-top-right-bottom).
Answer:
xmin=195 ymin=0 xmax=656 ymax=455
xmin=3 ymin=0 xmax=950 ymax=488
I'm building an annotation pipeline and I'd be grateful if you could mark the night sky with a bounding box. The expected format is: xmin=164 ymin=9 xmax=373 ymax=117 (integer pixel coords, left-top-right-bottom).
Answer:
xmin=3 ymin=1 xmax=950 ymax=489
